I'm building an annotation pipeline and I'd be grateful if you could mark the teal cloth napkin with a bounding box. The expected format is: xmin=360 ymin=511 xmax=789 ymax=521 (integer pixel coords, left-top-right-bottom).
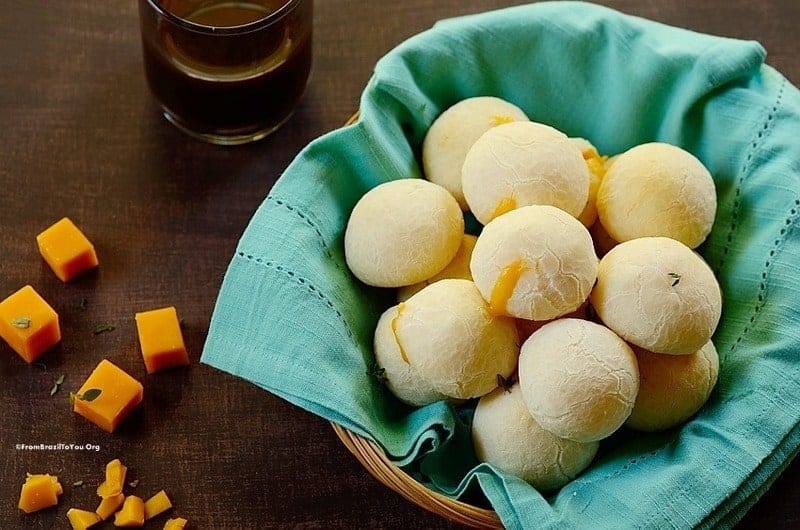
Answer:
xmin=201 ymin=2 xmax=800 ymax=528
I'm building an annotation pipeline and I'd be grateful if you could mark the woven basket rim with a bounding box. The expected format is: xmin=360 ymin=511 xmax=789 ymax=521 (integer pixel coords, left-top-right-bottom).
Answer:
xmin=331 ymin=422 xmax=502 ymax=528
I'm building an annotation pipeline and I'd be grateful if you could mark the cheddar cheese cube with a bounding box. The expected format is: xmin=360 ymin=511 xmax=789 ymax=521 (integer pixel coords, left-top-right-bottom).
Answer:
xmin=36 ymin=217 xmax=99 ymax=282
xmin=66 ymin=507 xmax=102 ymax=529
xmin=164 ymin=518 xmax=188 ymax=529
xmin=0 ymin=285 xmax=61 ymax=363
xmin=18 ymin=473 xmax=62 ymax=513
xmin=144 ymin=490 xmax=172 ymax=520
xmin=114 ymin=495 xmax=145 ymax=527
xmin=135 ymin=307 xmax=189 ymax=374
xmin=73 ymin=360 xmax=143 ymax=433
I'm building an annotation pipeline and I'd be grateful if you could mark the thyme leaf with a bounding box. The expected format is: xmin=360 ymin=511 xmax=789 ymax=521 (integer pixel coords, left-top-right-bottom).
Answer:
xmin=50 ymin=374 xmax=66 ymax=396
xmin=11 ymin=317 xmax=31 ymax=329
xmin=92 ymin=323 xmax=115 ymax=335
xmin=69 ymin=388 xmax=102 ymax=405
xmin=79 ymin=388 xmax=102 ymax=401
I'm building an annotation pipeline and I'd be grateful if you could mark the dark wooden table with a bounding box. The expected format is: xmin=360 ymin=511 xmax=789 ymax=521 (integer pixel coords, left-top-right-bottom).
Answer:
xmin=1 ymin=1 xmax=797 ymax=528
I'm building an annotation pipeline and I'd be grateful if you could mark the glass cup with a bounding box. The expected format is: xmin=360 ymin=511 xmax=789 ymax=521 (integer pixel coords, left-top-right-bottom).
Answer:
xmin=138 ymin=0 xmax=313 ymax=145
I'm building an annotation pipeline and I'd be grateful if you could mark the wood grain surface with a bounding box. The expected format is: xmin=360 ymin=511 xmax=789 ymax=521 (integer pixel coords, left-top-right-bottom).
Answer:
xmin=1 ymin=1 xmax=798 ymax=528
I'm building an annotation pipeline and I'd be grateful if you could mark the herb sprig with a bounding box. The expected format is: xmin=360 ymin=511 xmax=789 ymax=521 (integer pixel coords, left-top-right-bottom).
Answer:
xmin=92 ymin=323 xmax=115 ymax=335
xmin=11 ymin=317 xmax=31 ymax=329
xmin=49 ymin=374 xmax=65 ymax=396
xmin=69 ymin=388 xmax=102 ymax=405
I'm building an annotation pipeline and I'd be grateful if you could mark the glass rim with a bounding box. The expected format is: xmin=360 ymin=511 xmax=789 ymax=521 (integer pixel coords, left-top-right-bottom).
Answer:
xmin=144 ymin=0 xmax=302 ymax=35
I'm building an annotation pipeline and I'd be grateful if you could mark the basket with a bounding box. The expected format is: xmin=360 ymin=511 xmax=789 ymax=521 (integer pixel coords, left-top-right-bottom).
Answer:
xmin=200 ymin=4 xmax=800 ymax=527
xmin=331 ymin=422 xmax=502 ymax=528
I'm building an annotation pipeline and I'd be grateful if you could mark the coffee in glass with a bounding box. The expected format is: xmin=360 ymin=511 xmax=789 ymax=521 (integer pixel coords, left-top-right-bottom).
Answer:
xmin=138 ymin=0 xmax=313 ymax=145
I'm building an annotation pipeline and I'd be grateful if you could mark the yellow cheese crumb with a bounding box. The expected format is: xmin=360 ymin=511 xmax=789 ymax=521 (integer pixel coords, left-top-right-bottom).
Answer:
xmin=164 ymin=517 xmax=189 ymax=529
xmin=18 ymin=473 xmax=63 ymax=513
xmin=113 ymin=495 xmax=145 ymax=527
xmin=66 ymin=507 xmax=102 ymax=529
xmin=96 ymin=493 xmax=125 ymax=520
xmin=97 ymin=459 xmax=127 ymax=498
